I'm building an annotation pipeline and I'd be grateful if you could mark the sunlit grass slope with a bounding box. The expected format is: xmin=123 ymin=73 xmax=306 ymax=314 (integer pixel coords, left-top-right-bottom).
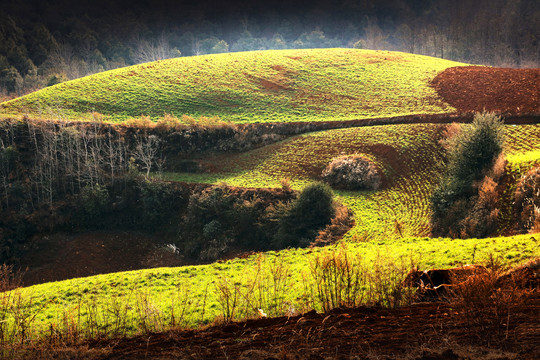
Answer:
xmin=164 ymin=123 xmax=540 ymax=241
xmin=0 ymin=49 xmax=465 ymax=123
xmin=165 ymin=123 xmax=445 ymax=240
xmin=17 ymin=234 xmax=540 ymax=336
xmin=9 ymin=123 xmax=540 ymax=339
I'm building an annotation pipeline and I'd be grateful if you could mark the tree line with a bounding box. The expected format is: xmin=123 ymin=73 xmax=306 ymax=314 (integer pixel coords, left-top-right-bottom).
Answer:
xmin=1 ymin=0 xmax=539 ymax=99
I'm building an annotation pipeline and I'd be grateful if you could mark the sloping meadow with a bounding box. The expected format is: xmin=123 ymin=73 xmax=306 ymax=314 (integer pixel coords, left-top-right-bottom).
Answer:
xmin=0 ymin=49 xmax=464 ymax=123
xmin=2 ymin=233 xmax=537 ymax=348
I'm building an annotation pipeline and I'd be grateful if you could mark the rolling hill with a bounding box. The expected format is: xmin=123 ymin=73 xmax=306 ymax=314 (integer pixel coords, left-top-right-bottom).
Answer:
xmin=1 ymin=49 xmax=539 ymax=358
xmin=5 ymin=121 xmax=540 ymax=348
xmin=0 ymin=49 xmax=465 ymax=123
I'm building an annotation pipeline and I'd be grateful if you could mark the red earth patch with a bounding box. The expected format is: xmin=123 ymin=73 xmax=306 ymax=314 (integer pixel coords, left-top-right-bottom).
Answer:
xmin=432 ymin=66 xmax=540 ymax=115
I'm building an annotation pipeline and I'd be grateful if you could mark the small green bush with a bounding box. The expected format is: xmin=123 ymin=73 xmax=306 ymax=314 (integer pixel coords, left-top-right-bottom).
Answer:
xmin=274 ymin=182 xmax=335 ymax=248
xmin=78 ymin=184 xmax=110 ymax=227
xmin=178 ymin=185 xmax=269 ymax=261
xmin=321 ymin=154 xmax=381 ymax=190
xmin=137 ymin=180 xmax=181 ymax=230
xmin=446 ymin=112 xmax=504 ymax=191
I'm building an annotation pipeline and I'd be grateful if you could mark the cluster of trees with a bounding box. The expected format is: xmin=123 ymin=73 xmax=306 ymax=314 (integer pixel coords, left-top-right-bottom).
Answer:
xmin=1 ymin=0 xmax=539 ymax=98
xmin=178 ymin=182 xmax=336 ymax=262
xmin=0 ymin=119 xmax=164 ymax=213
xmin=0 ymin=118 xmax=342 ymax=264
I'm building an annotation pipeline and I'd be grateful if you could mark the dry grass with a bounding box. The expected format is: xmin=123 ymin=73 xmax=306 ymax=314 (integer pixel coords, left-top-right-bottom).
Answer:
xmin=447 ymin=255 xmax=537 ymax=341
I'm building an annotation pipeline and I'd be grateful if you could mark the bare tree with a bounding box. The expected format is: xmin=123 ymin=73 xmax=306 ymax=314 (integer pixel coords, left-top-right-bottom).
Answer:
xmin=0 ymin=121 xmax=16 ymax=209
xmin=133 ymin=35 xmax=180 ymax=64
xmin=363 ymin=19 xmax=389 ymax=50
xmin=133 ymin=135 xmax=161 ymax=179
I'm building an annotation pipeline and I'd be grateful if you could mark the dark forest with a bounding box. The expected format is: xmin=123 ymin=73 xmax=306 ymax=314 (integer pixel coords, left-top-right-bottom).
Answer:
xmin=1 ymin=0 xmax=539 ymax=99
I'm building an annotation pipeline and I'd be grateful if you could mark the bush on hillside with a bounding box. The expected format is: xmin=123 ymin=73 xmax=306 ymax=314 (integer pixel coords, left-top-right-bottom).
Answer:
xmin=136 ymin=179 xmax=183 ymax=230
xmin=178 ymin=185 xmax=270 ymax=261
xmin=446 ymin=113 xmax=505 ymax=188
xmin=177 ymin=183 xmax=338 ymax=261
xmin=78 ymin=184 xmax=110 ymax=227
xmin=430 ymin=113 xmax=505 ymax=238
xmin=513 ymin=165 xmax=540 ymax=233
xmin=273 ymin=182 xmax=336 ymax=248
xmin=321 ymin=155 xmax=382 ymax=190
xmin=459 ymin=175 xmax=501 ymax=238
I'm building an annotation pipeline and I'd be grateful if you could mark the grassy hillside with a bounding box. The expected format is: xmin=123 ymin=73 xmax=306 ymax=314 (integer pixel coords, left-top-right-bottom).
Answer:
xmin=1 ymin=50 xmax=539 ymax=349
xmin=165 ymin=123 xmax=445 ymax=240
xmin=7 ymin=233 xmax=539 ymax=343
xmin=164 ymin=123 xmax=540 ymax=241
xmin=4 ymin=122 xmax=538 ymax=343
xmin=0 ymin=49 xmax=465 ymax=123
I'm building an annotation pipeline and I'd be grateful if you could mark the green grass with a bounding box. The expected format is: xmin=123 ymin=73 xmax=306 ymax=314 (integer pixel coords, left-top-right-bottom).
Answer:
xmin=164 ymin=123 xmax=446 ymax=240
xmin=0 ymin=49 xmax=465 ymax=123
xmin=3 ymin=123 xmax=540 ymax=343
xmin=2 ymin=123 xmax=540 ymax=347
xmin=163 ymin=123 xmax=540 ymax=241
xmin=1 ymin=50 xmax=538 ymax=346
xmin=9 ymin=233 xmax=539 ymax=342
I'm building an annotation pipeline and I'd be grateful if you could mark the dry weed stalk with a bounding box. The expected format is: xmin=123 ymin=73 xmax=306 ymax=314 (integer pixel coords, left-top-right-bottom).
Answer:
xmin=169 ymin=280 xmax=193 ymax=328
xmin=448 ymin=256 xmax=535 ymax=341
xmin=214 ymin=254 xmax=293 ymax=323
xmin=214 ymin=276 xmax=240 ymax=323
xmin=309 ymin=244 xmax=367 ymax=312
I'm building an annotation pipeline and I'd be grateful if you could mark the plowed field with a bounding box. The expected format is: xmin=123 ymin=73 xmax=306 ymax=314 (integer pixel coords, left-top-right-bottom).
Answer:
xmin=432 ymin=66 xmax=540 ymax=115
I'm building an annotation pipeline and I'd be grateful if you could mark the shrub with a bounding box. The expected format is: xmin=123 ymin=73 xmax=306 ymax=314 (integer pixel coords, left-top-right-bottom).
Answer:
xmin=430 ymin=113 xmax=505 ymax=237
xmin=446 ymin=112 xmax=504 ymax=190
xmin=274 ymin=182 xmax=335 ymax=248
xmin=78 ymin=184 xmax=110 ymax=227
xmin=321 ymin=154 xmax=381 ymax=190
xmin=137 ymin=179 xmax=182 ymax=230
xmin=459 ymin=176 xmax=500 ymax=238
xmin=513 ymin=165 xmax=540 ymax=233
xmin=178 ymin=185 xmax=269 ymax=261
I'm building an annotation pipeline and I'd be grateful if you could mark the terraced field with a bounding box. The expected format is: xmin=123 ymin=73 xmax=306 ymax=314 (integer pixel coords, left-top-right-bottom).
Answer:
xmin=2 ymin=118 xmax=540 ymax=346
xmin=0 ymin=49 xmax=463 ymax=123
xmin=164 ymin=123 xmax=540 ymax=241
xmin=1 ymin=49 xmax=539 ymax=355
xmin=165 ymin=123 xmax=446 ymax=240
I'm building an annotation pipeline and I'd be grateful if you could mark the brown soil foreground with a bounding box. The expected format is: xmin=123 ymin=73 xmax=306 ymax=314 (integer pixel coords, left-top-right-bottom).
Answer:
xmin=432 ymin=66 xmax=540 ymax=115
xmin=24 ymin=296 xmax=539 ymax=360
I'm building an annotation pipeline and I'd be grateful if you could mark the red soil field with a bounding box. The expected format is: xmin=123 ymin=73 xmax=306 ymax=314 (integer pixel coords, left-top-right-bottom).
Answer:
xmin=432 ymin=66 xmax=540 ymax=115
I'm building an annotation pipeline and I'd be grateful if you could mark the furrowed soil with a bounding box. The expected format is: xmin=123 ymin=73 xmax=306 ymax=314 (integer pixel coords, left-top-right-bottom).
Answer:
xmin=432 ymin=66 xmax=540 ymax=115
xmin=26 ymin=296 xmax=539 ymax=359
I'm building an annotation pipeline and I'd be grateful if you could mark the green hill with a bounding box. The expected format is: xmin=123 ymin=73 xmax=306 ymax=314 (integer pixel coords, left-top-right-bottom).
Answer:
xmin=1 ymin=50 xmax=539 ymax=350
xmin=0 ymin=49 xmax=465 ymax=123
